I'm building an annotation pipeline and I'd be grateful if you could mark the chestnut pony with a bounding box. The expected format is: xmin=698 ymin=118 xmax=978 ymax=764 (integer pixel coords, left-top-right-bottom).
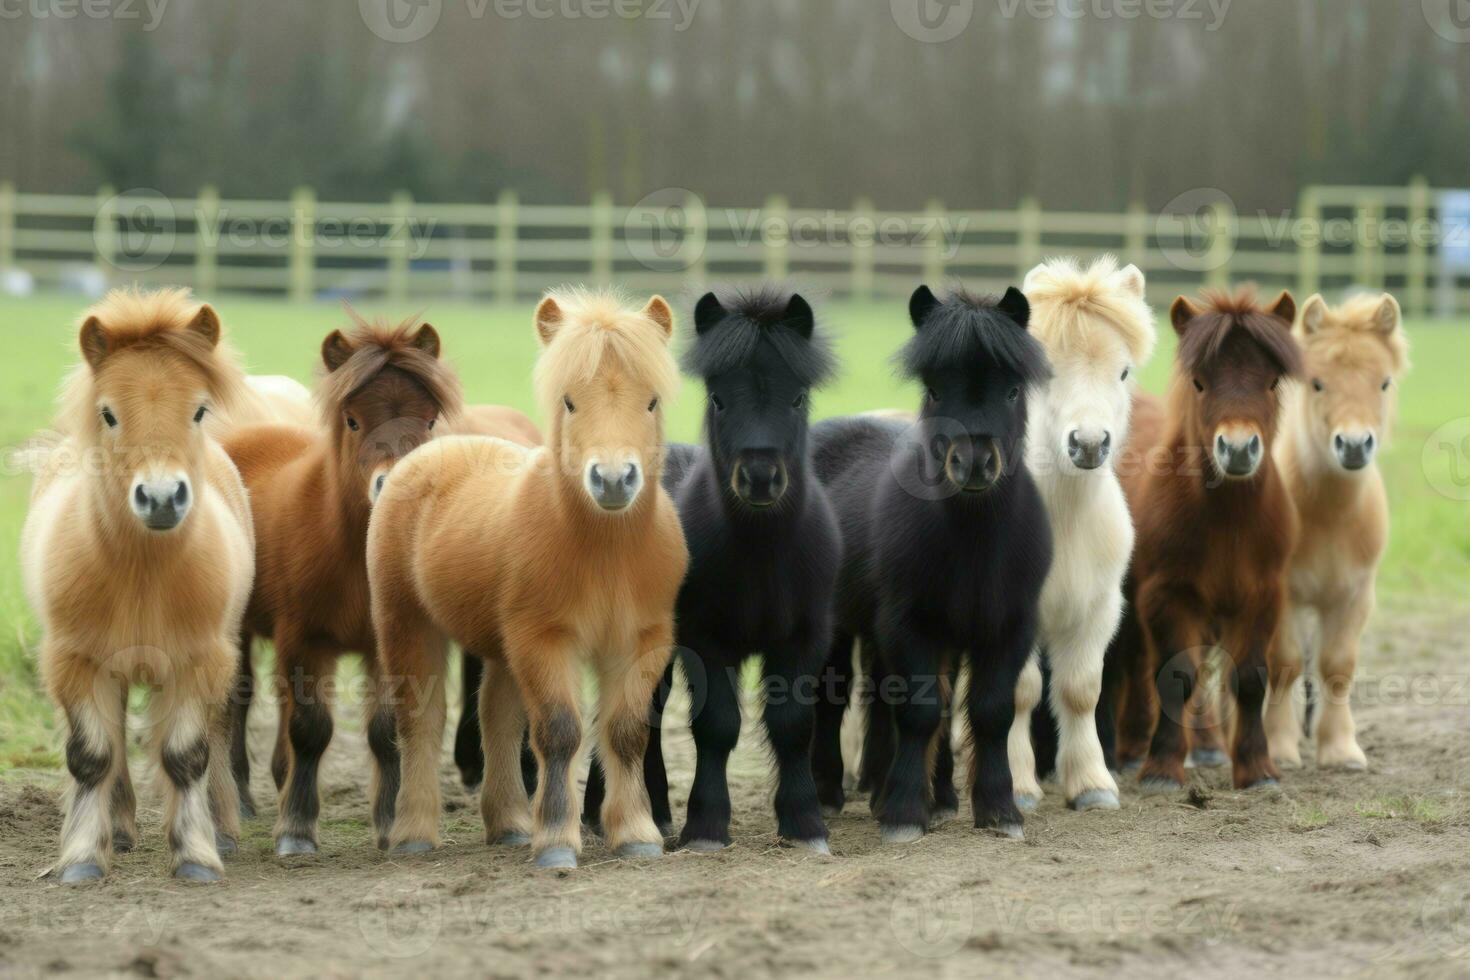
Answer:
xmin=368 ymin=290 xmax=686 ymax=869
xmin=1110 ymin=289 xmax=1303 ymax=792
xmin=22 ymin=288 xmax=253 ymax=883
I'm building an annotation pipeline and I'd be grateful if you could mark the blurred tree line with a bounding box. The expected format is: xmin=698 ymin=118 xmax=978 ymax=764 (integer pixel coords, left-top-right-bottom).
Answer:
xmin=1 ymin=0 xmax=1467 ymax=211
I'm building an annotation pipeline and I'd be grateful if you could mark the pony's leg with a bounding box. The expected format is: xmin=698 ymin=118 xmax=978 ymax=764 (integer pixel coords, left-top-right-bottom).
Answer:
xmin=1314 ymin=592 xmax=1372 ymax=771
xmin=109 ymin=682 xmax=137 ymax=853
xmin=812 ymin=630 xmax=854 ymax=817
xmin=1138 ymin=591 xmax=1205 ymax=792
xmin=1220 ymin=604 xmax=1283 ymax=790
xmin=520 ymin=729 xmax=537 ymax=796
xmin=1185 ymin=649 xmax=1229 ymax=769
xmin=272 ymin=640 xmax=338 ymax=857
xmin=454 ymin=653 xmax=486 ymax=790
xmin=677 ymin=646 xmax=742 ymax=851
xmin=508 ymin=630 xmax=584 ymax=868
xmin=478 ymin=656 xmax=533 ymax=846
xmin=1112 ymin=603 xmax=1154 ymax=770
xmin=52 ymin=658 xmax=125 ymax=883
xmin=230 ymin=630 xmax=256 ymax=819
xmin=861 ymin=663 xmax=897 ymax=816
xmin=592 ymin=628 xmax=669 ymax=858
xmin=384 ymin=626 xmax=449 ymax=853
xmin=1049 ymin=610 xmax=1123 ymax=811
xmin=967 ymin=617 xmax=1036 ymax=838
xmin=761 ymin=640 xmax=830 ymax=851
xmin=583 ymin=659 xmax=672 ymax=837
xmin=1265 ymin=606 xmax=1311 ymax=769
xmin=363 ymin=657 xmax=401 ymax=850
xmin=1008 ymin=653 xmax=1044 ymax=810
xmin=269 ymin=653 xmax=291 ymax=793
xmin=930 ymin=666 xmax=959 ymax=823
xmin=873 ymin=629 xmax=944 ymax=843
xmin=152 ymin=693 xmax=225 ymax=881
xmin=207 ymin=696 xmax=243 ymax=856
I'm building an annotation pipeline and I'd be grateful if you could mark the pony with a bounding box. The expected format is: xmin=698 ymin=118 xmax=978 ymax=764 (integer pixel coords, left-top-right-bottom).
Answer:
xmin=1110 ymin=288 xmax=1303 ymax=792
xmin=1007 ymin=256 xmax=1156 ymax=813
xmin=582 ymin=287 xmax=841 ymax=853
xmin=367 ymin=289 xmax=687 ymax=869
xmin=810 ymin=284 xmax=1053 ymax=842
xmin=21 ymin=287 xmax=254 ymax=883
xmin=1264 ymin=293 xmax=1408 ymax=771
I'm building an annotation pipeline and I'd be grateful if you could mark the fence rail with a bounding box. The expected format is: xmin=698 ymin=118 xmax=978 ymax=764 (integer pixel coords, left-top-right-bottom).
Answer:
xmin=1 ymin=179 xmax=1467 ymax=316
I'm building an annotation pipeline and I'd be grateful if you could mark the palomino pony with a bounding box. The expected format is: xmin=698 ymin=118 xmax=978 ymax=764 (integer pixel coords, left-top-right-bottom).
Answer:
xmin=811 ymin=285 xmax=1053 ymax=841
xmin=22 ymin=288 xmax=254 ymax=882
xmin=1113 ymin=289 xmax=1303 ymax=792
xmin=368 ymin=290 xmax=687 ymax=869
xmin=1265 ymin=293 xmax=1408 ymax=771
xmin=1008 ymin=256 xmax=1155 ymax=813
xmin=583 ymin=287 xmax=841 ymax=852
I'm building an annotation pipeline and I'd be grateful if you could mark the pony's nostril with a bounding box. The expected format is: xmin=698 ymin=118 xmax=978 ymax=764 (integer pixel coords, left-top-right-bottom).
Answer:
xmin=1101 ymin=432 xmax=1112 ymax=450
xmin=622 ymin=464 xmax=639 ymax=490
xmin=1334 ymin=434 xmax=1345 ymax=451
xmin=1365 ymin=433 xmax=1375 ymax=451
xmin=1216 ymin=435 xmax=1228 ymax=454
xmin=134 ymin=485 xmax=149 ymax=509
xmin=173 ymin=483 xmax=189 ymax=507
xmin=1068 ymin=431 xmax=1080 ymax=452
xmin=1249 ymin=435 xmax=1261 ymax=456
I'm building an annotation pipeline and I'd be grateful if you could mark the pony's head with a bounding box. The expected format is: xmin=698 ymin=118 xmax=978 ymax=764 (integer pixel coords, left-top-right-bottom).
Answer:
xmin=533 ymin=289 xmax=679 ymax=514
xmin=685 ymin=287 xmax=836 ymax=508
xmin=63 ymin=287 xmax=247 ymax=533
xmin=1170 ymin=288 xmax=1303 ymax=481
xmin=900 ymin=284 xmax=1052 ymax=494
xmin=1293 ymin=293 xmax=1409 ymax=474
xmin=1023 ymin=256 xmax=1155 ymax=473
xmin=317 ymin=312 xmax=463 ymax=507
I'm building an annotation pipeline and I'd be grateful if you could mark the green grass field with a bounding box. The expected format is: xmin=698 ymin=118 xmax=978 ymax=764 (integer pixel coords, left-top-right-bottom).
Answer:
xmin=2 ymin=292 xmax=1468 ymax=767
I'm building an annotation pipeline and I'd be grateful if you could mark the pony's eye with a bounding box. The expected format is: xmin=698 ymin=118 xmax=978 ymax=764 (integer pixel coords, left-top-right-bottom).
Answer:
xmin=1193 ymin=378 xmax=1205 ymax=393
xmin=1007 ymin=386 xmax=1021 ymax=403
xmin=648 ymin=396 xmax=659 ymax=413
xmin=346 ymin=416 xmax=360 ymax=432
xmin=1381 ymin=379 xmax=1391 ymax=392
xmin=1120 ymin=368 xmax=1130 ymax=382
xmin=710 ymin=394 xmax=725 ymax=412
xmin=563 ymin=396 xmax=576 ymax=414
xmin=100 ymin=407 xmax=118 ymax=429
xmin=194 ymin=405 xmax=208 ymax=424
xmin=1312 ymin=378 xmax=1324 ymax=393
xmin=926 ymin=389 xmax=938 ymax=403
xmin=427 ymin=418 xmax=436 ymax=431
xmin=792 ymin=392 xmax=806 ymax=409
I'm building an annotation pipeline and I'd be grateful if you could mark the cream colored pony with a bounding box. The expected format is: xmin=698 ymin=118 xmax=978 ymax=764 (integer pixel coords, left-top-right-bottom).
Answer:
xmin=22 ymin=288 xmax=255 ymax=883
xmin=1009 ymin=256 xmax=1156 ymax=811
xmin=1265 ymin=292 xmax=1408 ymax=771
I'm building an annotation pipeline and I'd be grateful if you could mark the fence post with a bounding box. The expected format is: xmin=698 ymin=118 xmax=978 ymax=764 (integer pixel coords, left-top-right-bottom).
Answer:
xmin=496 ymin=189 xmax=518 ymax=305
xmin=590 ymin=190 xmax=614 ymax=287
xmin=850 ymin=196 xmax=875 ymax=302
xmin=289 ymin=186 xmax=315 ymax=303
xmin=762 ymin=195 xmax=789 ymax=282
xmin=94 ymin=185 xmax=117 ymax=284
xmin=1355 ymin=198 xmax=1383 ymax=290
xmin=1205 ymin=197 xmax=1235 ymax=290
xmin=924 ymin=198 xmax=947 ymax=287
xmin=1406 ymin=175 xmax=1430 ymax=318
xmin=1017 ymin=196 xmax=1041 ymax=282
xmin=1297 ymin=187 xmax=1321 ymax=299
xmin=684 ymin=189 xmax=707 ymax=290
xmin=195 ymin=185 xmax=219 ymax=297
xmin=1125 ymin=200 xmax=1148 ymax=265
xmin=0 ymin=181 xmax=14 ymax=274
xmin=388 ymin=190 xmax=413 ymax=304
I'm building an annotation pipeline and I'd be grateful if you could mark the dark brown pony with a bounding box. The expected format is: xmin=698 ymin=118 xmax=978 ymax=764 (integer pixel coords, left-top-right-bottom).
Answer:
xmin=1111 ymin=289 xmax=1303 ymax=792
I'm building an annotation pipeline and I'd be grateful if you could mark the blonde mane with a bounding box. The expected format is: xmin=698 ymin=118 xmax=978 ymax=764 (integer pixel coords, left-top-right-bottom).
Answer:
xmin=1298 ymin=292 xmax=1411 ymax=376
xmin=531 ymin=288 xmax=680 ymax=411
xmin=1024 ymin=255 xmax=1156 ymax=365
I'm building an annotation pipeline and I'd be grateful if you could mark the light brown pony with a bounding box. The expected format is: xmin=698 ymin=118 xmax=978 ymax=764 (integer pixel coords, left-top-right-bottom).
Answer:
xmin=1112 ymin=289 xmax=1303 ymax=791
xmin=1264 ymin=293 xmax=1408 ymax=771
xmin=21 ymin=288 xmax=254 ymax=883
xmin=368 ymin=289 xmax=687 ymax=869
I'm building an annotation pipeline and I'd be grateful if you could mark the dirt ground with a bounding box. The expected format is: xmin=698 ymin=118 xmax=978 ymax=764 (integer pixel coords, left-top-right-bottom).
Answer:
xmin=3 ymin=599 xmax=1469 ymax=980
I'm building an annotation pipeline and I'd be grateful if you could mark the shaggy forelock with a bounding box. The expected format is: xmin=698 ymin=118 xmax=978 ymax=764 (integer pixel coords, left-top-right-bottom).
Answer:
xmin=1024 ymin=255 xmax=1156 ymax=366
xmin=532 ymin=288 xmax=680 ymax=408
xmin=1303 ymin=293 xmax=1410 ymax=375
xmin=898 ymin=287 xmax=1052 ymax=385
xmin=316 ymin=311 xmax=464 ymax=428
xmin=681 ymin=285 xmax=837 ymax=388
xmin=1178 ymin=288 xmax=1304 ymax=379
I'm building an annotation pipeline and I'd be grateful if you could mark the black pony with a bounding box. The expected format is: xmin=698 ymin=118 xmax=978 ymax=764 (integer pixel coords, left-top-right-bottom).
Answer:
xmin=584 ymin=286 xmax=841 ymax=852
xmin=810 ymin=285 xmax=1053 ymax=841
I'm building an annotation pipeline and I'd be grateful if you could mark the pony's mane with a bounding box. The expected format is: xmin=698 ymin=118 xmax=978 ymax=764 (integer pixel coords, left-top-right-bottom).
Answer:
xmin=681 ymin=285 xmax=837 ymax=388
xmin=317 ymin=310 xmax=464 ymax=427
xmin=1177 ymin=288 xmax=1303 ymax=378
xmin=1024 ymin=255 xmax=1156 ymax=364
xmin=898 ymin=286 xmax=1052 ymax=385
xmin=1302 ymin=293 xmax=1410 ymax=374
xmin=58 ymin=287 xmax=248 ymax=438
xmin=533 ymin=288 xmax=680 ymax=407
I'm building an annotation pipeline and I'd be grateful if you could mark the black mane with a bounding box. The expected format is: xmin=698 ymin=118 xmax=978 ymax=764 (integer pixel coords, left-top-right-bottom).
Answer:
xmin=682 ymin=285 xmax=838 ymax=388
xmin=898 ymin=286 xmax=1052 ymax=386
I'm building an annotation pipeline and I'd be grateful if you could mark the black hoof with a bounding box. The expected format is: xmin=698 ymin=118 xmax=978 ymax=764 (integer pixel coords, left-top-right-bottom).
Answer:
xmin=275 ymin=835 xmax=318 ymax=857
xmin=175 ymin=862 xmax=222 ymax=883
xmin=682 ymin=839 xmax=729 ymax=853
xmin=60 ymin=863 xmax=104 ymax=884
xmin=112 ymin=832 xmax=135 ymax=853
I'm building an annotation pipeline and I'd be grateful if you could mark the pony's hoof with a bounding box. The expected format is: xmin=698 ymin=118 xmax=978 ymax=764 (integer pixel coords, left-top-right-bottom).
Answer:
xmin=682 ymin=839 xmax=729 ymax=853
xmin=1139 ymin=777 xmax=1183 ymax=795
xmin=174 ymin=862 xmax=222 ymax=883
xmin=615 ymin=842 xmax=664 ymax=860
xmin=1014 ymin=793 xmax=1040 ymax=813
xmin=275 ymin=835 xmax=318 ymax=857
xmin=985 ymin=823 xmax=1025 ymax=841
xmin=820 ymin=803 xmax=844 ymax=819
xmin=1244 ymin=777 xmax=1280 ymax=791
xmin=1119 ymin=758 xmax=1143 ymax=773
xmin=879 ymin=824 xmax=925 ymax=845
xmin=1272 ymin=755 xmax=1303 ymax=771
xmin=59 ymin=863 xmax=104 ymax=884
xmin=790 ymin=838 xmax=831 ymax=856
xmin=930 ymin=807 xmax=959 ymax=826
xmin=215 ymin=833 xmax=238 ymax=857
xmin=534 ymin=846 xmax=577 ymax=870
xmin=238 ymin=797 xmax=257 ymax=820
xmin=1188 ymin=748 xmax=1230 ymax=769
xmin=657 ymin=822 xmax=675 ymax=838
xmin=495 ymin=831 xmax=531 ymax=847
xmin=1069 ymin=789 xmax=1121 ymax=812
xmin=393 ymin=841 xmax=434 ymax=856
xmin=112 ymin=832 xmax=135 ymax=853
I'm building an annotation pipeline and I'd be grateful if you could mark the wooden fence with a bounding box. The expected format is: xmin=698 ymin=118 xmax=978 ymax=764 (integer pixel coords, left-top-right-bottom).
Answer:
xmin=0 ymin=179 xmax=1466 ymax=315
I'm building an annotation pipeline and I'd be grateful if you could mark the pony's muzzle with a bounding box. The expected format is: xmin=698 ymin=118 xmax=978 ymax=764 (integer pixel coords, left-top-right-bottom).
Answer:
xmin=130 ymin=474 xmax=191 ymax=531
xmin=945 ymin=436 xmax=1002 ymax=493
xmin=586 ymin=460 xmax=643 ymax=512
xmin=1067 ymin=430 xmax=1112 ymax=471
xmin=733 ymin=452 xmax=788 ymax=507
xmin=1214 ymin=429 xmax=1263 ymax=479
xmin=1333 ymin=431 xmax=1375 ymax=471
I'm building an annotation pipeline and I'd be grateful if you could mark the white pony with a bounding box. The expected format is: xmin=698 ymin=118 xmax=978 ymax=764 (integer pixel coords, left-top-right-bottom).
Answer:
xmin=1009 ymin=256 xmax=1156 ymax=811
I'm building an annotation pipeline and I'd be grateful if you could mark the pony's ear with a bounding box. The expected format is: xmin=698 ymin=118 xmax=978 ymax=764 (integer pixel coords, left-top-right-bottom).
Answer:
xmin=1299 ymin=294 xmax=1328 ymax=335
xmin=535 ymin=295 xmax=564 ymax=347
xmin=784 ymin=294 xmax=815 ymax=339
xmin=694 ymin=292 xmax=725 ymax=335
xmin=79 ymin=316 xmax=108 ymax=370
xmin=1116 ymin=264 xmax=1146 ymax=299
xmin=322 ymin=330 xmax=354 ymax=372
xmin=187 ymin=304 xmax=222 ymax=349
xmin=1267 ymin=291 xmax=1296 ymax=326
xmin=909 ymin=285 xmax=940 ymax=331
xmin=1170 ymin=296 xmax=1202 ymax=337
xmin=997 ymin=286 xmax=1030 ymax=329
xmin=1373 ymin=294 xmax=1402 ymax=336
xmin=643 ymin=295 xmax=676 ymax=342
xmin=1021 ymin=264 xmax=1043 ymax=294
xmin=411 ymin=323 xmax=441 ymax=358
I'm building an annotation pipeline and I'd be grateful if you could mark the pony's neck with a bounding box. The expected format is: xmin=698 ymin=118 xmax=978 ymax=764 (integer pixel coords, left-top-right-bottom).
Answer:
xmin=326 ymin=438 xmax=373 ymax=536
